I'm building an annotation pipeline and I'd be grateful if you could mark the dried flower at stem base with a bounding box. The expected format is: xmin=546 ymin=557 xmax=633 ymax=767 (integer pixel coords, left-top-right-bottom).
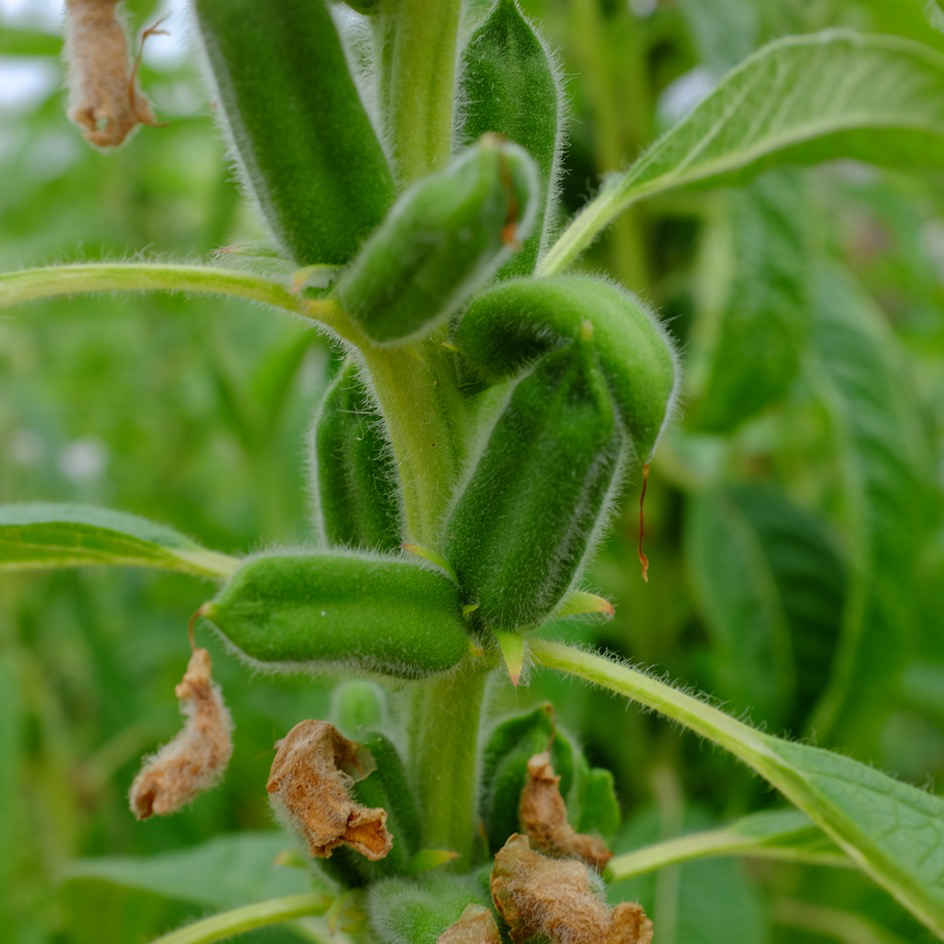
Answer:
xmin=437 ymin=904 xmax=502 ymax=944
xmin=266 ymin=719 xmax=392 ymax=861
xmin=519 ymin=752 xmax=612 ymax=870
xmin=129 ymin=647 xmax=233 ymax=819
xmin=491 ymin=834 xmax=652 ymax=944
xmin=64 ymin=0 xmax=159 ymax=147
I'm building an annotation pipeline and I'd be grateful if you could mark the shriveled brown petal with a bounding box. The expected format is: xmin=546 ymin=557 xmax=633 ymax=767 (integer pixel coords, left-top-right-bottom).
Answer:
xmin=437 ymin=904 xmax=502 ymax=944
xmin=519 ymin=751 xmax=612 ymax=870
xmin=129 ymin=648 xmax=233 ymax=819
xmin=266 ymin=719 xmax=392 ymax=861
xmin=65 ymin=0 xmax=159 ymax=147
xmin=490 ymin=834 xmax=651 ymax=944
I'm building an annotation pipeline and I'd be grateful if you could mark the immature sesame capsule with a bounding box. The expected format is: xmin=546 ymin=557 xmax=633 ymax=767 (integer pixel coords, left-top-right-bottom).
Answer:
xmin=201 ymin=551 xmax=470 ymax=678
xmin=335 ymin=135 xmax=540 ymax=345
xmin=444 ymin=334 xmax=623 ymax=633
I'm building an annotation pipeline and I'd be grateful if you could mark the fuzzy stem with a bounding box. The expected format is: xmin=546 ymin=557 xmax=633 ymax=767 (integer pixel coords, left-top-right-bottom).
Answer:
xmin=382 ymin=0 xmax=461 ymax=181
xmin=149 ymin=892 xmax=332 ymax=944
xmin=408 ymin=656 xmax=490 ymax=865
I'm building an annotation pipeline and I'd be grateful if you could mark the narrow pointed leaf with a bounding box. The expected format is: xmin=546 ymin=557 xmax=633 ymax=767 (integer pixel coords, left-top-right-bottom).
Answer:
xmin=531 ymin=640 xmax=944 ymax=937
xmin=0 ymin=504 xmax=237 ymax=578
xmin=541 ymin=31 xmax=944 ymax=274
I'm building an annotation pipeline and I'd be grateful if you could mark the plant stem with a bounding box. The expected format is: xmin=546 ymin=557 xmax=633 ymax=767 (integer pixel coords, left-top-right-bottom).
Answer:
xmin=148 ymin=892 xmax=332 ymax=944
xmin=383 ymin=0 xmax=461 ymax=181
xmin=408 ymin=655 xmax=489 ymax=864
xmin=359 ymin=341 xmax=466 ymax=546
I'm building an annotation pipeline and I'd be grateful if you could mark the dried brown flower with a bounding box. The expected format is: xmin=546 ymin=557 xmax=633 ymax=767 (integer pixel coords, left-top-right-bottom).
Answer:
xmin=64 ymin=0 xmax=160 ymax=147
xmin=519 ymin=751 xmax=612 ymax=870
xmin=129 ymin=647 xmax=233 ymax=819
xmin=490 ymin=834 xmax=652 ymax=944
xmin=437 ymin=904 xmax=502 ymax=944
xmin=266 ymin=719 xmax=392 ymax=861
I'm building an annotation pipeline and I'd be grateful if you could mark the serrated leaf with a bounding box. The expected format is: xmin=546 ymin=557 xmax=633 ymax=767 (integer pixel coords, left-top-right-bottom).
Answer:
xmin=541 ymin=30 xmax=944 ymax=274
xmin=608 ymin=808 xmax=847 ymax=880
xmin=805 ymin=263 xmax=938 ymax=749
xmin=532 ymin=640 xmax=944 ymax=937
xmin=687 ymin=172 xmax=810 ymax=431
xmin=0 ymin=504 xmax=238 ymax=578
xmin=685 ymin=484 xmax=847 ymax=728
xmin=62 ymin=833 xmax=312 ymax=910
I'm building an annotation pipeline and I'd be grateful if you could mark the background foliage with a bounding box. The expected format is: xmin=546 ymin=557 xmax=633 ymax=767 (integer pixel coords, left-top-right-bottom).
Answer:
xmin=1 ymin=1 xmax=942 ymax=941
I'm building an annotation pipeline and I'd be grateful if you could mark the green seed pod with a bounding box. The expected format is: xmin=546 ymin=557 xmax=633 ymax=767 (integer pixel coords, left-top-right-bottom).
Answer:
xmin=310 ymin=360 xmax=402 ymax=552
xmin=457 ymin=0 xmax=562 ymax=277
xmin=193 ymin=0 xmax=394 ymax=265
xmin=444 ymin=335 xmax=623 ymax=632
xmin=454 ymin=275 xmax=679 ymax=462
xmin=335 ymin=135 xmax=540 ymax=345
xmin=331 ymin=679 xmax=388 ymax=738
xmin=334 ymin=731 xmax=422 ymax=882
xmin=202 ymin=552 xmax=470 ymax=678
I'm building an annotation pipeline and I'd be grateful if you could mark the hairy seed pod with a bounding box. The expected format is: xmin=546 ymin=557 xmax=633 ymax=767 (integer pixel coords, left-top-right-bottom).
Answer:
xmin=457 ymin=0 xmax=561 ymax=277
xmin=335 ymin=135 xmax=540 ymax=345
xmin=64 ymin=0 xmax=159 ymax=148
xmin=454 ymin=275 xmax=679 ymax=462
xmin=193 ymin=0 xmax=394 ymax=265
xmin=310 ymin=360 xmax=402 ymax=552
xmin=202 ymin=551 xmax=470 ymax=678
xmin=444 ymin=336 xmax=623 ymax=632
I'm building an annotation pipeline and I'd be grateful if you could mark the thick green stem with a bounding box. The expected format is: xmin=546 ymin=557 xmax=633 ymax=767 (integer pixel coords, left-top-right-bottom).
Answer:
xmin=359 ymin=342 xmax=465 ymax=546
xmin=408 ymin=656 xmax=490 ymax=864
xmin=382 ymin=0 xmax=462 ymax=181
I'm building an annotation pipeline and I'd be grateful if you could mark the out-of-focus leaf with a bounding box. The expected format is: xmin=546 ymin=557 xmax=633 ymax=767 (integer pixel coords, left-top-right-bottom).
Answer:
xmin=0 ymin=504 xmax=237 ymax=577
xmin=687 ymin=172 xmax=809 ymax=431
xmin=685 ymin=483 xmax=846 ymax=728
xmin=675 ymin=0 xmax=758 ymax=72
xmin=541 ymin=31 xmax=944 ymax=274
xmin=249 ymin=328 xmax=319 ymax=438
xmin=0 ymin=653 xmax=19 ymax=929
xmin=805 ymin=263 xmax=938 ymax=750
xmin=63 ymin=832 xmax=312 ymax=910
xmin=0 ymin=28 xmax=61 ymax=57
xmin=608 ymin=808 xmax=847 ymax=881
xmin=608 ymin=808 xmax=771 ymax=944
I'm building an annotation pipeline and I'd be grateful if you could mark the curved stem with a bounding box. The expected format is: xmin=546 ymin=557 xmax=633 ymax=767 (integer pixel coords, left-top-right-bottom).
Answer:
xmin=149 ymin=891 xmax=332 ymax=944
xmin=0 ymin=263 xmax=345 ymax=333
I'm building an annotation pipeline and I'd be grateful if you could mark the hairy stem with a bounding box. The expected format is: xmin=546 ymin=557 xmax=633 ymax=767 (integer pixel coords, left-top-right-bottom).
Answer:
xmin=408 ymin=656 xmax=490 ymax=864
xmin=150 ymin=892 xmax=332 ymax=944
xmin=382 ymin=0 xmax=461 ymax=181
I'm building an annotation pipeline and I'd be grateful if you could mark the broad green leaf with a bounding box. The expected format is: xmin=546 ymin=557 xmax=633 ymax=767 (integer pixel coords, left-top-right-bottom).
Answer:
xmin=685 ymin=484 xmax=846 ymax=729
xmin=0 ymin=504 xmax=237 ymax=577
xmin=607 ymin=808 xmax=847 ymax=881
xmin=531 ymin=640 xmax=944 ymax=936
xmin=687 ymin=172 xmax=809 ymax=431
xmin=540 ymin=31 xmax=944 ymax=274
xmin=608 ymin=808 xmax=770 ymax=944
xmin=805 ymin=263 xmax=938 ymax=749
xmin=63 ymin=833 xmax=311 ymax=910
xmin=773 ymin=898 xmax=925 ymax=944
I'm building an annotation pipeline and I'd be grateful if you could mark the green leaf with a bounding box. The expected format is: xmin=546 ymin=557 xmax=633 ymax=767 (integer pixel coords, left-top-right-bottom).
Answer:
xmin=805 ymin=263 xmax=938 ymax=749
xmin=530 ymin=640 xmax=944 ymax=937
xmin=0 ymin=654 xmax=20 ymax=929
xmin=0 ymin=27 xmax=61 ymax=57
xmin=63 ymin=833 xmax=313 ymax=910
xmin=457 ymin=0 xmax=562 ymax=276
xmin=607 ymin=808 xmax=847 ymax=881
xmin=540 ymin=31 xmax=944 ymax=274
xmin=687 ymin=172 xmax=810 ymax=431
xmin=685 ymin=484 xmax=847 ymax=728
xmin=0 ymin=504 xmax=237 ymax=578
xmin=608 ymin=808 xmax=771 ymax=944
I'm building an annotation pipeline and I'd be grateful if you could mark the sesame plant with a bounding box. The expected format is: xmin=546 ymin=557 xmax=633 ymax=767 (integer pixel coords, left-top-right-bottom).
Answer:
xmin=2 ymin=1 xmax=944 ymax=942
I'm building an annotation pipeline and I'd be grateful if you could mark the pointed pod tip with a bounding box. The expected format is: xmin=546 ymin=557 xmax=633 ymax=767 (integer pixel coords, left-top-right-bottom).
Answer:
xmin=497 ymin=631 xmax=527 ymax=686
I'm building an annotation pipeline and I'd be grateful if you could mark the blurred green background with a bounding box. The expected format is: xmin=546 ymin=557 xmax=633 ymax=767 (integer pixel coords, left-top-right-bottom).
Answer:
xmin=1 ymin=1 xmax=942 ymax=942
